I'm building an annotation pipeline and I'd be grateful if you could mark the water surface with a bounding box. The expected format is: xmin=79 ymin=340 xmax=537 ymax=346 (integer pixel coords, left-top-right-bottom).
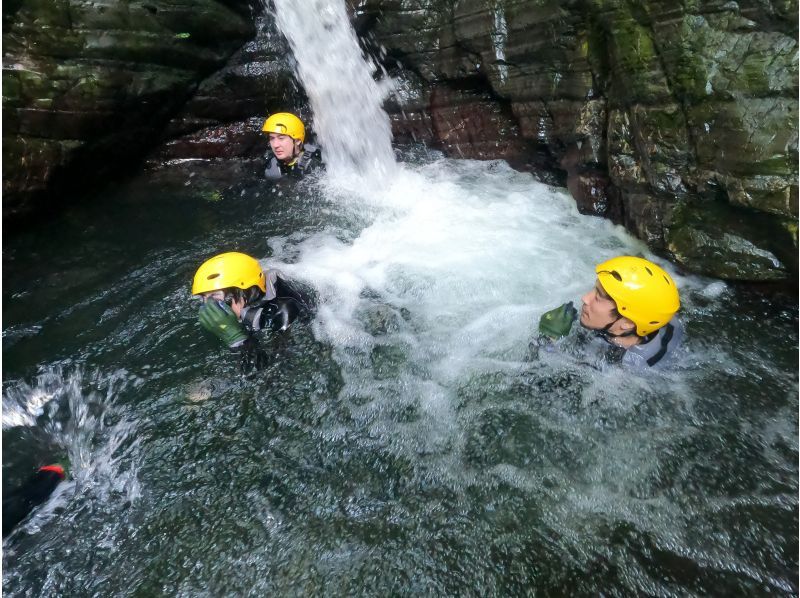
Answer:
xmin=3 ymin=152 xmax=797 ymax=596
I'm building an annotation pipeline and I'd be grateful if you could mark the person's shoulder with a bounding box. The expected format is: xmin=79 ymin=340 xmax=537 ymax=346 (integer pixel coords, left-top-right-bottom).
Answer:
xmin=302 ymin=143 xmax=323 ymax=163
xmin=264 ymin=152 xmax=283 ymax=179
xmin=623 ymin=318 xmax=683 ymax=370
xmin=668 ymin=316 xmax=685 ymax=337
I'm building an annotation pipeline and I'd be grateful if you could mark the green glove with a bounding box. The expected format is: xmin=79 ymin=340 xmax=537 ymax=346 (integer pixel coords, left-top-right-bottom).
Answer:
xmin=199 ymin=300 xmax=249 ymax=349
xmin=538 ymin=301 xmax=578 ymax=339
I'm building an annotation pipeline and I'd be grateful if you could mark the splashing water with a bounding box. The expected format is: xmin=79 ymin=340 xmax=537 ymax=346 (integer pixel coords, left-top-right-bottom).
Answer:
xmin=265 ymin=0 xmax=705 ymax=485
xmin=2 ymin=366 xmax=142 ymax=538
xmin=0 ymin=0 xmax=795 ymax=594
xmin=271 ymin=0 xmax=397 ymax=181
xmin=267 ymin=158 xmax=698 ymax=455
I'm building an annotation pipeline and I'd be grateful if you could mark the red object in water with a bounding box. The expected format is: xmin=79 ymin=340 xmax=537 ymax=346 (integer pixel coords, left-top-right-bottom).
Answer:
xmin=37 ymin=464 xmax=65 ymax=478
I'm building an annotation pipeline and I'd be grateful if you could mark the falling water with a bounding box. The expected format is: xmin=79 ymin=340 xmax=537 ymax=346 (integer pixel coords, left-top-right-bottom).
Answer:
xmin=271 ymin=0 xmax=397 ymax=180
xmin=1 ymin=0 xmax=795 ymax=595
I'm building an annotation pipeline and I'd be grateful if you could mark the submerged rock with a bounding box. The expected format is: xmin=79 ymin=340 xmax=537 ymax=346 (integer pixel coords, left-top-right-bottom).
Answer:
xmin=667 ymin=199 xmax=796 ymax=281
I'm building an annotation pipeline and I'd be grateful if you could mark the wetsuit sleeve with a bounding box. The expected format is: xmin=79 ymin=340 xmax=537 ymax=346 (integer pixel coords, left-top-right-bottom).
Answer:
xmin=264 ymin=153 xmax=283 ymax=179
xmin=275 ymin=276 xmax=314 ymax=311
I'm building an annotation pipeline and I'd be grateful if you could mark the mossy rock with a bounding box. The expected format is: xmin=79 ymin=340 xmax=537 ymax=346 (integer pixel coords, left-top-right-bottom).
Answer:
xmin=655 ymin=12 xmax=797 ymax=101
xmin=687 ymin=97 xmax=798 ymax=220
xmin=666 ymin=199 xmax=794 ymax=280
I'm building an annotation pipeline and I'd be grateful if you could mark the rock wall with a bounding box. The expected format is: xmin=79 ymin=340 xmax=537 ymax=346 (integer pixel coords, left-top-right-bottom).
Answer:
xmin=2 ymin=0 xmax=255 ymax=218
xmin=355 ymin=0 xmax=798 ymax=280
xmin=3 ymin=0 xmax=797 ymax=281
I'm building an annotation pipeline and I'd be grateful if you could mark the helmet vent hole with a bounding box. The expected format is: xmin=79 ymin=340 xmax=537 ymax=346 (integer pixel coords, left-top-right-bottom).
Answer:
xmin=207 ymin=273 xmax=220 ymax=280
xmin=645 ymin=266 xmax=653 ymax=276
xmin=610 ymin=270 xmax=622 ymax=281
xmin=663 ymin=275 xmax=671 ymax=285
xmin=650 ymin=320 xmax=659 ymax=324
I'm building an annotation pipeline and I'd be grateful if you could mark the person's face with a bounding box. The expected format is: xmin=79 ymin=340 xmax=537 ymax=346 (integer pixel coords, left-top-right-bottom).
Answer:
xmin=198 ymin=290 xmax=245 ymax=317
xmin=580 ymin=279 xmax=620 ymax=331
xmin=269 ymin=133 xmax=300 ymax=162
xmin=200 ymin=290 xmax=226 ymax=303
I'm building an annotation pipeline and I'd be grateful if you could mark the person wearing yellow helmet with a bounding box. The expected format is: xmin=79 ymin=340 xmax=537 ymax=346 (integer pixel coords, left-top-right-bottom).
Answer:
xmin=262 ymin=112 xmax=323 ymax=180
xmin=192 ymin=252 xmax=312 ymax=367
xmin=538 ymin=256 xmax=683 ymax=368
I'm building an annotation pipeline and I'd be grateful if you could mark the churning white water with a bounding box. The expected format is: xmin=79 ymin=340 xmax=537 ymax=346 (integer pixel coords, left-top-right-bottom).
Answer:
xmin=267 ymin=0 xmax=700 ymax=454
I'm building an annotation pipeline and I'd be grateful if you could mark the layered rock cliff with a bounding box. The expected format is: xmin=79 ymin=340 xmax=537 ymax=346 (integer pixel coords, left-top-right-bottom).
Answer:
xmin=3 ymin=0 xmax=797 ymax=281
xmin=355 ymin=0 xmax=798 ymax=280
xmin=2 ymin=0 xmax=256 ymax=216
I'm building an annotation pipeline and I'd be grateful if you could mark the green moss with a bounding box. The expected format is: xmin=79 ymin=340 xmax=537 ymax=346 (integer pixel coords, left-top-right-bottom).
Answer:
xmin=2 ymin=71 xmax=23 ymax=104
xmin=656 ymin=13 xmax=797 ymax=102
xmin=783 ymin=219 xmax=798 ymax=248
xmin=582 ymin=3 xmax=671 ymax=103
xmin=736 ymin=156 xmax=795 ymax=178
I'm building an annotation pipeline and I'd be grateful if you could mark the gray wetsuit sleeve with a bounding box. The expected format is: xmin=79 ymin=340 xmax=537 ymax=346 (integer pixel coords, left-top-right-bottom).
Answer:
xmin=264 ymin=153 xmax=283 ymax=179
xmin=622 ymin=317 xmax=684 ymax=370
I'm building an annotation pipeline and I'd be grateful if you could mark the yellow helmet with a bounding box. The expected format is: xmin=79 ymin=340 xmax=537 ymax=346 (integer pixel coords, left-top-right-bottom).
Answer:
xmin=192 ymin=252 xmax=266 ymax=295
xmin=595 ymin=256 xmax=680 ymax=336
xmin=261 ymin=112 xmax=305 ymax=143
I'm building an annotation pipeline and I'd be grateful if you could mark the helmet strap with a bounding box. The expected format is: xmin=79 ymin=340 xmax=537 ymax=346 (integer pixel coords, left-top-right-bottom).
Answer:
xmin=291 ymin=140 xmax=303 ymax=160
xmin=596 ymin=316 xmax=639 ymax=342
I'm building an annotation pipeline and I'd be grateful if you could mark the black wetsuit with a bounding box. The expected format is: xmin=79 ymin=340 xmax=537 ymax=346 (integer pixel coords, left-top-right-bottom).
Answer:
xmin=264 ymin=144 xmax=323 ymax=180
xmin=240 ymin=277 xmax=312 ymax=333
xmin=234 ymin=276 xmax=313 ymax=372
xmin=3 ymin=466 xmax=65 ymax=537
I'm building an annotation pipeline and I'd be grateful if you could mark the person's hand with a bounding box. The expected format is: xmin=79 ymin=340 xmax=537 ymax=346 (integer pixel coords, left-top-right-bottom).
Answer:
xmin=239 ymin=338 xmax=270 ymax=375
xmin=199 ymin=300 xmax=248 ymax=349
xmin=538 ymin=301 xmax=578 ymax=339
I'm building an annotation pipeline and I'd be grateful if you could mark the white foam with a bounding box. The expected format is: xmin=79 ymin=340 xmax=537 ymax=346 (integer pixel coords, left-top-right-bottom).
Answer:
xmin=3 ymin=366 xmax=142 ymax=538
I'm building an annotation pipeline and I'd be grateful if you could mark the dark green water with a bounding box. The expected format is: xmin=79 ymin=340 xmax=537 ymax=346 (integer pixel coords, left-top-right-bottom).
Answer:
xmin=3 ymin=158 xmax=797 ymax=596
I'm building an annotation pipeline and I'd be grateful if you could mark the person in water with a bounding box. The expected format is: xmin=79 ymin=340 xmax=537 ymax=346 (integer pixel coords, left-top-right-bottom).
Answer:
xmin=3 ymin=463 xmax=67 ymax=537
xmin=538 ymin=256 xmax=682 ymax=369
xmin=262 ymin=112 xmax=323 ymax=180
xmin=192 ymin=252 xmax=311 ymax=369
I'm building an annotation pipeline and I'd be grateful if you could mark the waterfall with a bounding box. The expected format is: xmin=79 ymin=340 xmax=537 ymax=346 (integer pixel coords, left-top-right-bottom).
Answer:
xmin=3 ymin=3 xmax=794 ymax=590
xmin=264 ymin=0 xmax=693 ymax=447
xmin=271 ymin=0 xmax=397 ymax=181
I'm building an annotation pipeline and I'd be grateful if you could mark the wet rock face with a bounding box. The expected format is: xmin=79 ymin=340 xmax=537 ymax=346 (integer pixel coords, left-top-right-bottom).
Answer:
xmin=147 ymin=11 xmax=305 ymax=165
xmin=3 ymin=0 xmax=797 ymax=281
xmin=2 ymin=0 xmax=256 ymax=218
xmin=356 ymin=0 xmax=798 ymax=280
